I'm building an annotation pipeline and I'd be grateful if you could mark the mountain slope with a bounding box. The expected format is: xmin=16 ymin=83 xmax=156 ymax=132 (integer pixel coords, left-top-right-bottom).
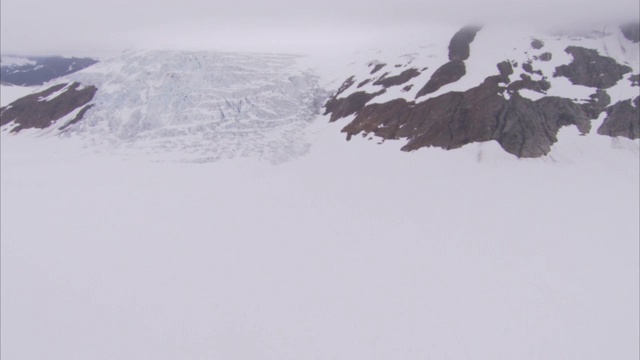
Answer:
xmin=325 ymin=23 xmax=639 ymax=157
xmin=0 ymin=55 xmax=98 ymax=86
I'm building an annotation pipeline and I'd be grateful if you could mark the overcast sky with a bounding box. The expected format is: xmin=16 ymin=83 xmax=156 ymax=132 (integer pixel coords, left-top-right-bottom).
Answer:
xmin=1 ymin=0 xmax=638 ymax=57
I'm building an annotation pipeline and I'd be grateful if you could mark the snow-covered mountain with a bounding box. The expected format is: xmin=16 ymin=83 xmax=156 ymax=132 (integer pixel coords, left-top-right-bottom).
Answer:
xmin=325 ymin=23 xmax=639 ymax=157
xmin=0 ymin=55 xmax=98 ymax=86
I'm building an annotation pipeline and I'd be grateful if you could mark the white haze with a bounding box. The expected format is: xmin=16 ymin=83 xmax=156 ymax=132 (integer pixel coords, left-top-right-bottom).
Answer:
xmin=1 ymin=0 xmax=639 ymax=56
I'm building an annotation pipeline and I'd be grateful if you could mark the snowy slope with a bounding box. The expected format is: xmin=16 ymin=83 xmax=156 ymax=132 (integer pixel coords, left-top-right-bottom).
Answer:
xmin=0 ymin=84 xmax=37 ymax=106
xmin=330 ymin=24 xmax=638 ymax=105
xmin=1 ymin=119 xmax=638 ymax=360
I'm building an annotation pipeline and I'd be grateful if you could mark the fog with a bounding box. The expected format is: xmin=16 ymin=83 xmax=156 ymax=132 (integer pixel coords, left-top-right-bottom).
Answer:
xmin=1 ymin=0 xmax=639 ymax=58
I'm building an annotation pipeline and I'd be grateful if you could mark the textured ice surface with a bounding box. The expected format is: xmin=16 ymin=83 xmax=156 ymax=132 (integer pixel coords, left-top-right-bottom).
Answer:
xmin=64 ymin=50 xmax=327 ymax=163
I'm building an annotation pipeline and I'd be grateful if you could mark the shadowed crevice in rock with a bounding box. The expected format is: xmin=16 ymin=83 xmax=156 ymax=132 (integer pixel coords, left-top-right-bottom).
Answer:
xmin=373 ymin=68 xmax=421 ymax=88
xmin=620 ymin=22 xmax=640 ymax=43
xmin=554 ymin=46 xmax=632 ymax=88
xmin=0 ymin=82 xmax=97 ymax=133
xmin=597 ymin=96 xmax=640 ymax=139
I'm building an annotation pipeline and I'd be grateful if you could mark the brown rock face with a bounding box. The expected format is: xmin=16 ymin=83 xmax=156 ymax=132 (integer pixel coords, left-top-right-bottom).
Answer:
xmin=324 ymin=90 xmax=384 ymax=122
xmin=415 ymin=60 xmax=466 ymax=98
xmin=554 ymin=46 xmax=632 ymax=89
xmin=373 ymin=68 xmax=421 ymax=88
xmin=597 ymin=97 xmax=640 ymax=139
xmin=0 ymin=82 xmax=97 ymax=133
xmin=338 ymin=72 xmax=591 ymax=158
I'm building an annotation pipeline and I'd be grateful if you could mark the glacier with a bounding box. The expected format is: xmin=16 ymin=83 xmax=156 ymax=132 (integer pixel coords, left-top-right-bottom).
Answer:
xmin=62 ymin=50 xmax=327 ymax=163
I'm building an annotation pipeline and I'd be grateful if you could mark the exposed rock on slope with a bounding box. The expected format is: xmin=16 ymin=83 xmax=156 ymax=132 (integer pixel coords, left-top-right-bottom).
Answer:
xmin=416 ymin=60 xmax=466 ymax=98
xmin=598 ymin=97 xmax=640 ymax=139
xmin=341 ymin=72 xmax=591 ymax=157
xmin=0 ymin=82 xmax=97 ymax=133
xmin=554 ymin=46 xmax=632 ymax=88
xmin=373 ymin=68 xmax=421 ymax=88
xmin=325 ymin=24 xmax=640 ymax=158
xmin=324 ymin=90 xmax=384 ymax=122
xmin=415 ymin=26 xmax=482 ymax=98
xmin=0 ymin=56 xmax=98 ymax=86
xmin=448 ymin=25 xmax=483 ymax=61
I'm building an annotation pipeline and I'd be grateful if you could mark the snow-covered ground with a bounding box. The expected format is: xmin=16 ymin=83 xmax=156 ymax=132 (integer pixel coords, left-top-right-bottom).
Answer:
xmin=0 ymin=84 xmax=37 ymax=106
xmin=2 ymin=115 xmax=639 ymax=359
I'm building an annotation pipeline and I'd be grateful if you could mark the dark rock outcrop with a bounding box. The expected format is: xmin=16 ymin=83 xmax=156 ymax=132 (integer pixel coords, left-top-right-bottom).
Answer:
xmin=335 ymin=76 xmax=355 ymax=96
xmin=537 ymin=52 xmax=552 ymax=62
xmin=1 ymin=56 xmax=98 ymax=86
xmin=581 ymin=90 xmax=611 ymax=119
xmin=554 ymin=46 xmax=632 ymax=88
xmin=369 ymin=63 xmax=386 ymax=74
xmin=0 ymin=82 xmax=97 ymax=132
xmin=448 ymin=26 xmax=483 ymax=61
xmin=531 ymin=39 xmax=544 ymax=49
xmin=507 ymin=74 xmax=551 ymax=94
xmin=358 ymin=79 xmax=372 ymax=88
xmin=415 ymin=26 xmax=483 ymax=99
xmin=416 ymin=60 xmax=466 ymax=98
xmin=597 ymin=97 xmax=640 ymax=139
xmin=373 ymin=68 xmax=421 ymax=88
xmin=496 ymin=61 xmax=514 ymax=82
xmin=630 ymin=74 xmax=639 ymax=87
xmin=522 ymin=61 xmax=543 ymax=75
xmin=620 ymin=22 xmax=640 ymax=43
xmin=324 ymin=90 xmax=384 ymax=122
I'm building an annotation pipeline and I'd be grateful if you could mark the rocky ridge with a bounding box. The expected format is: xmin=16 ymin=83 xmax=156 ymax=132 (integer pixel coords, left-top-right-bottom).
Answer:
xmin=324 ymin=23 xmax=640 ymax=158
